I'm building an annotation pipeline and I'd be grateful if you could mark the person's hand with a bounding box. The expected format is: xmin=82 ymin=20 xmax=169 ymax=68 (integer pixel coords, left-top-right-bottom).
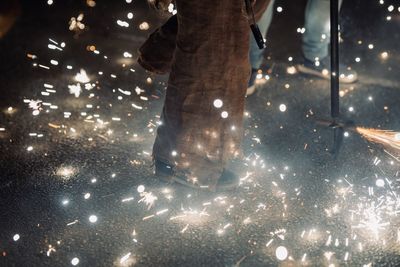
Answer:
xmin=148 ymin=0 xmax=172 ymax=10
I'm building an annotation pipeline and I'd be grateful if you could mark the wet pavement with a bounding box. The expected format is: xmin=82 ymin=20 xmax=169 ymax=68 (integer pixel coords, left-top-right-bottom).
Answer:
xmin=1 ymin=0 xmax=400 ymax=266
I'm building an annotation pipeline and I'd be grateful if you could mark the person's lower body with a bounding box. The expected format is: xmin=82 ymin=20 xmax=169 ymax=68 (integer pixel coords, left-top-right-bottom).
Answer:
xmin=297 ymin=0 xmax=358 ymax=83
xmin=247 ymin=0 xmax=357 ymax=86
xmin=138 ymin=0 xmax=270 ymax=191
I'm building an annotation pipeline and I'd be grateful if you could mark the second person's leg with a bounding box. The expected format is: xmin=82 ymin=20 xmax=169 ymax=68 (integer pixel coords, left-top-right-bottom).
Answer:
xmin=299 ymin=0 xmax=357 ymax=83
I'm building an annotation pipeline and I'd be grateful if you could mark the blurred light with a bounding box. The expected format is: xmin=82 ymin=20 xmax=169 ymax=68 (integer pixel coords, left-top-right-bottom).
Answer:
xmin=137 ymin=185 xmax=145 ymax=193
xmin=89 ymin=215 xmax=98 ymax=223
xmin=71 ymin=257 xmax=79 ymax=265
xmin=213 ymin=99 xmax=223 ymax=108
xmin=276 ymin=246 xmax=288 ymax=261
xmin=13 ymin=234 xmax=20 ymax=241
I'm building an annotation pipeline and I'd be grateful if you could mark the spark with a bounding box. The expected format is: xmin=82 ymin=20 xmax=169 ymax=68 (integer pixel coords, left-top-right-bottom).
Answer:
xmin=138 ymin=192 xmax=158 ymax=210
xmin=118 ymin=88 xmax=131 ymax=95
xmin=137 ymin=185 xmax=145 ymax=193
xmin=89 ymin=215 xmax=98 ymax=223
xmin=275 ymin=246 xmax=288 ymax=261
xmin=324 ymin=251 xmax=334 ymax=261
xmin=356 ymin=127 xmax=400 ymax=151
xmin=46 ymin=245 xmax=56 ymax=256
xmin=344 ymin=251 xmax=349 ymax=261
xmin=132 ymin=103 xmax=143 ymax=110
xmin=120 ymin=252 xmax=131 ymax=264
xmin=376 ymin=179 xmax=385 ymax=187
xmin=74 ymin=69 xmax=90 ymax=83
xmin=13 ymin=234 xmax=20 ymax=241
xmin=181 ymin=224 xmax=189 ymax=233
xmin=213 ymin=99 xmax=223 ymax=108
xmin=117 ymin=20 xmax=130 ymax=27
xmin=122 ymin=197 xmax=134 ymax=202
xmin=69 ymin=14 xmax=85 ymax=33
xmin=123 ymin=52 xmax=133 ymax=58
xmin=71 ymin=257 xmax=80 ymax=265
xmin=39 ymin=64 xmax=50 ymax=69
xmin=142 ymin=214 xmax=155 ymax=221
xmin=86 ymin=0 xmax=96 ymax=7
xmin=67 ymin=220 xmax=78 ymax=226
xmin=287 ymin=66 xmax=297 ymax=74
xmin=156 ymin=209 xmax=169 ymax=215
xmin=68 ymin=83 xmax=82 ymax=97
xmin=139 ymin=22 xmax=149 ymax=30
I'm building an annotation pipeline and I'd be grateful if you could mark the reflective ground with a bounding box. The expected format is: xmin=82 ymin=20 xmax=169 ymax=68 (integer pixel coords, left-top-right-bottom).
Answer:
xmin=1 ymin=0 xmax=400 ymax=266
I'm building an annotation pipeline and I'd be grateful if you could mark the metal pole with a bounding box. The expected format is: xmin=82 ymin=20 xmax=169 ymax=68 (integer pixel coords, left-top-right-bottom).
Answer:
xmin=330 ymin=0 xmax=339 ymax=119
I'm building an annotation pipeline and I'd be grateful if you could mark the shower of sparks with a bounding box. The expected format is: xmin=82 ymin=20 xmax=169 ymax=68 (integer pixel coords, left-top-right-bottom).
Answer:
xmin=2 ymin=1 xmax=399 ymax=266
xmin=356 ymin=127 xmax=400 ymax=151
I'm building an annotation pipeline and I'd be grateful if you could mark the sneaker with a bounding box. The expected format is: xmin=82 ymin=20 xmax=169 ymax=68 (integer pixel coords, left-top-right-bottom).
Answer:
xmin=154 ymin=159 xmax=239 ymax=191
xmin=297 ymin=57 xmax=358 ymax=84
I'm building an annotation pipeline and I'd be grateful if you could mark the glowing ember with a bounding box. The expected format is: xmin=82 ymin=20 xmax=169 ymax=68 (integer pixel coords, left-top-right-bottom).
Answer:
xmin=13 ymin=234 xmax=20 ymax=241
xmin=71 ymin=257 xmax=80 ymax=265
xmin=213 ymin=99 xmax=223 ymax=108
xmin=89 ymin=215 xmax=98 ymax=223
xmin=137 ymin=185 xmax=145 ymax=193
xmin=74 ymin=69 xmax=90 ymax=83
xmin=275 ymin=246 xmax=288 ymax=261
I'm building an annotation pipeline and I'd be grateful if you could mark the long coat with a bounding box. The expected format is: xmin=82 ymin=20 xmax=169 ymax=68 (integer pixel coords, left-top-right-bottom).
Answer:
xmin=139 ymin=0 xmax=271 ymax=190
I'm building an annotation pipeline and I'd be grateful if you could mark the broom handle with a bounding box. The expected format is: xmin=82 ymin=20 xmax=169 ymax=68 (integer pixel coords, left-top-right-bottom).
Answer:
xmin=330 ymin=0 xmax=339 ymax=119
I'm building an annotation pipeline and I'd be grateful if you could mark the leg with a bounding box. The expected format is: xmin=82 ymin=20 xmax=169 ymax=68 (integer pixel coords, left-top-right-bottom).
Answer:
xmin=153 ymin=0 xmax=269 ymax=189
xmin=302 ymin=0 xmax=343 ymax=61
xmin=249 ymin=0 xmax=275 ymax=70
